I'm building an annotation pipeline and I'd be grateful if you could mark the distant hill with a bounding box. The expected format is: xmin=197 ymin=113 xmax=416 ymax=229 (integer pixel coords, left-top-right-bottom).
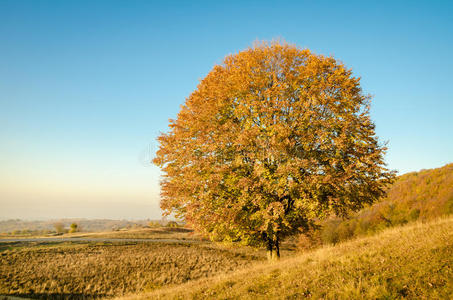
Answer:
xmin=303 ymin=163 xmax=453 ymax=246
xmin=0 ymin=218 xmax=156 ymax=234
xmin=378 ymin=162 xmax=453 ymax=220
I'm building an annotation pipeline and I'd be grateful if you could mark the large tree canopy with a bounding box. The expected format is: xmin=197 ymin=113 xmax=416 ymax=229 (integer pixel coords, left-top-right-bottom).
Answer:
xmin=154 ymin=42 xmax=394 ymax=259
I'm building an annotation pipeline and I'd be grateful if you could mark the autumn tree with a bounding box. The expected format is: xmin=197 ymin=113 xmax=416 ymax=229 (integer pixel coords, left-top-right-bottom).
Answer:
xmin=154 ymin=41 xmax=394 ymax=259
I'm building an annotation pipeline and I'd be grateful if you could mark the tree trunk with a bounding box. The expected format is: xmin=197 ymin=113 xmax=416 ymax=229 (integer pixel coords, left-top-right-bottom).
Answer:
xmin=275 ymin=235 xmax=280 ymax=259
xmin=266 ymin=235 xmax=281 ymax=261
xmin=266 ymin=237 xmax=274 ymax=260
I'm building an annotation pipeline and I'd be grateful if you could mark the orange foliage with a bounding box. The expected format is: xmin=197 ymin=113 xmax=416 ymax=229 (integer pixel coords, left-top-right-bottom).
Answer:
xmin=154 ymin=41 xmax=394 ymax=257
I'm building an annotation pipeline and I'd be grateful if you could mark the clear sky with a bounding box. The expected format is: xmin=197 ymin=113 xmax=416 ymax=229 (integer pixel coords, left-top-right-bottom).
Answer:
xmin=1 ymin=0 xmax=452 ymax=220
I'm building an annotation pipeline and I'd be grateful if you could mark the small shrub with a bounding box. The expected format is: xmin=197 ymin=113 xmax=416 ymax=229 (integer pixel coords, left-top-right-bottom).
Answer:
xmin=69 ymin=223 xmax=78 ymax=233
xmin=320 ymin=220 xmax=340 ymax=244
xmin=296 ymin=228 xmax=321 ymax=251
xmin=337 ymin=221 xmax=354 ymax=241
xmin=408 ymin=208 xmax=420 ymax=221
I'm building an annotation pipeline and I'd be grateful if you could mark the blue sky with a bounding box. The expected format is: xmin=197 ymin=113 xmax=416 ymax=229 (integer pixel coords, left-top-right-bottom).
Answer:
xmin=1 ymin=0 xmax=452 ymax=220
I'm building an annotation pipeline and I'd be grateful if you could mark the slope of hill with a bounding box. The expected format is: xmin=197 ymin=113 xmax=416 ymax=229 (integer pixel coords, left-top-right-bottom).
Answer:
xmin=119 ymin=215 xmax=453 ymax=299
xmin=362 ymin=162 xmax=453 ymax=223
xmin=381 ymin=163 xmax=453 ymax=219
xmin=307 ymin=163 xmax=453 ymax=246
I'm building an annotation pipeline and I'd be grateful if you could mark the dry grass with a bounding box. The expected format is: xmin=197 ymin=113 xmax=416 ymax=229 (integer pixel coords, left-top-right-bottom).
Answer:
xmin=120 ymin=216 xmax=453 ymax=299
xmin=0 ymin=241 xmax=265 ymax=299
xmin=68 ymin=227 xmax=201 ymax=240
xmin=0 ymin=227 xmax=201 ymax=241
xmin=2 ymin=218 xmax=452 ymax=299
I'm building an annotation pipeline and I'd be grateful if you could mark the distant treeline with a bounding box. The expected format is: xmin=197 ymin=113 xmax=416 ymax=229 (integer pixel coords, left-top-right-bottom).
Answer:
xmin=0 ymin=218 xmax=162 ymax=234
xmin=298 ymin=163 xmax=453 ymax=249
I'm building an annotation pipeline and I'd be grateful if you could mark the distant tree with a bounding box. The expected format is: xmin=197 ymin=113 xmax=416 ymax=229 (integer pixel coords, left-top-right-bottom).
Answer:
xmin=53 ymin=222 xmax=65 ymax=234
xmin=166 ymin=221 xmax=179 ymax=228
xmin=154 ymin=41 xmax=395 ymax=259
xmin=69 ymin=223 xmax=79 ymax=233
xmin=148 ymin=221 xmax=161 ymax=228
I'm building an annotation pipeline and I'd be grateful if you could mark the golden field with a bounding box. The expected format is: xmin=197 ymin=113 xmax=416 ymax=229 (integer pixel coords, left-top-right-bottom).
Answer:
xmin=0 ymin=241 xmax=265 ymax=299
xmin=119 ymin=216 xmax=453 ymax=299
xmin=1 ymin=216 xmax=452 ymax=299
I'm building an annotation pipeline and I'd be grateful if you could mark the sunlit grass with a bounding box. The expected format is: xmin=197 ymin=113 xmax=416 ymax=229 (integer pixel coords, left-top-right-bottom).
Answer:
xmin=120 ymin=216 xmax=453 ymax=299
xmin=2 ymin=217 xmax=452 ymax=299
xmin=0 ymin=241 xmax=265 ymax=298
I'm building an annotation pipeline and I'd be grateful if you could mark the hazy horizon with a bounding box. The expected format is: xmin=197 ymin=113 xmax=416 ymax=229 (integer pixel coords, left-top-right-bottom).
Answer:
xmin=1 ymin=1 xmax=452 ymax=220
xmin=0 ymin=200 xmax=161 ymax=221
xmin=2 ymin=163 xmax=452 ymax=221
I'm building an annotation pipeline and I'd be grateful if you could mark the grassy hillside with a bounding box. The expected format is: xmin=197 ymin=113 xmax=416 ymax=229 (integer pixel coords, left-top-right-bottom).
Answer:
xmin=303 ymin=163 xmax=453 ymax=247
xmin=122 ymin=215 xmax=453 ymax=299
